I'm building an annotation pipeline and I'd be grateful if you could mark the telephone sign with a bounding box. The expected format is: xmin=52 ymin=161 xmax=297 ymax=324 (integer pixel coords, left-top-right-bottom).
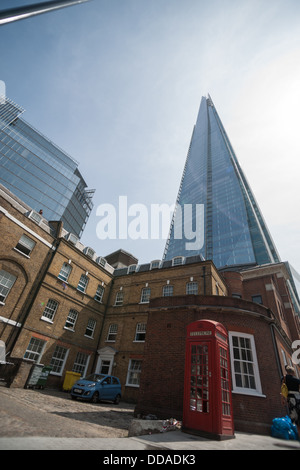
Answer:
xmin=182 ymin=319 xmax=234 ymax=440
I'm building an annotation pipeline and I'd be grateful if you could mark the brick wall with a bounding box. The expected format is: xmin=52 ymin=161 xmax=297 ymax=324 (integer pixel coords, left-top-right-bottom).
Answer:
xmin=135 ymin=296 xmax=286 ymax=434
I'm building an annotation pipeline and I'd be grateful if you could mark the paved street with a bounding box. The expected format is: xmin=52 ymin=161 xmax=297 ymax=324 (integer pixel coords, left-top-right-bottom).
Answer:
xmin=0 ymin=387 xmax=299 ymax=451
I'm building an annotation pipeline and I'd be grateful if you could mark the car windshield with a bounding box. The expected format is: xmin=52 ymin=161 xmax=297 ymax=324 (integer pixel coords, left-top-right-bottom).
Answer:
xmin=83 ymin=374 xmax=106 ymax=383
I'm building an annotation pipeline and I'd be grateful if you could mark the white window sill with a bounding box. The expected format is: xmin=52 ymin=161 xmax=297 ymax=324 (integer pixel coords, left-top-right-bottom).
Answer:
xmin=64 ymin=326 xmax=75 ymax=332
xmin=232 ymin=389 xmax=266 ymax=398
xmin=40 ymin=316 xmax=54 ymax=324
xmin=77 ymin=289 xmax=86 ymax=294
xmin=13 ymin=247 xmax=30 ymax=258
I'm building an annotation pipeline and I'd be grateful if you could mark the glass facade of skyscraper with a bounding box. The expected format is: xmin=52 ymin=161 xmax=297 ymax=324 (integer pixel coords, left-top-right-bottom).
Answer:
xmin=163 ymin=95 xmax=280 ymax=268
xmin=0 ymin=97 xmax=94 ymax=238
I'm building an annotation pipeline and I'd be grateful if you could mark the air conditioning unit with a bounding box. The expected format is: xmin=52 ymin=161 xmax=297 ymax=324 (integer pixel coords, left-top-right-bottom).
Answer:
xmin=66 ymin=233 xmax=79 ymax=245
xmin=83 ymin=246 xmax=95 ymax=259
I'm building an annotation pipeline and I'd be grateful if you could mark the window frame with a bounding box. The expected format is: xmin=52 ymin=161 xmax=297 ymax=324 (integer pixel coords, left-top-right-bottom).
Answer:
xmin=163 ymin=284 xmax=173 ymax=297
xmin=115 ymin=291 xmax=123 ymax=306
xmin=106 ymin=323 xmax=118 ymax=342
xmin=140 ymin=287 xmax=150 ymax=304
xmin=14 ymin=234 xmax=36 ymax=257
xmin=0 ymin=270 xmax=17 ymax=304
xmin=77 ymin=274 xmax=89 ymax=293
xmin=134 ymin=323 xmax=146 ymax=342
xmin=23 ymin=337 xmax=46 ymax=363
xmin=172 ymin=256 xmax=184 ymax=266
xmin=72 ymin=352 xmax=90 ymax=376
xmin=50 ymin=345 xmax=69 ymax=376
xmin=41 ymin=299 xmax=59 ymax=323
xmin=126 ymin=359 xmax=142 ymax=387
xmin=228 ymin=331 xmax=264 ymax=397
xmin=252 ymin=294 xmax=263 ymax=305
xmin=94 ymin=284 xmax=104 ymax=303
xmin=186 ymin=281 xmax=198 ymax=295
xmin=85 ymin=318 xmax=96 ymax=339
xmin=58 ymin=262 xmax=72 ymax=282
xmin=64 ymin=308 xmax=78 ymax=331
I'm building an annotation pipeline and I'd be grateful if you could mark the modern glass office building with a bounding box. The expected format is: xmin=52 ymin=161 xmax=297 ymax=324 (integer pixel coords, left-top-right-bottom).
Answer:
xmin=163 ymin=94 xmax=280 ymax=268
xmin=0 ymin=96 xmax=94 ymax=238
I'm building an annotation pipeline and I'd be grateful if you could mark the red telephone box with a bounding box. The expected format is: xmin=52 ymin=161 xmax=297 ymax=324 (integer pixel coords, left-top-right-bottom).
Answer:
xmin=183 ymin=319 xmax=234 ymax=440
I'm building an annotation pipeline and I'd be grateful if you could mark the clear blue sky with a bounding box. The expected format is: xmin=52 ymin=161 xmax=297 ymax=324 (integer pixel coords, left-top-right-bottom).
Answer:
xmin=1 ymin=0 xmax=300 ymax=271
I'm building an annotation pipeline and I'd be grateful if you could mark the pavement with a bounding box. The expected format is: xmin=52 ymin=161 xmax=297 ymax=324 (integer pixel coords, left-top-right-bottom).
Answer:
xmin=0 ymin=430 xmax=300 ymax=451
xmin=0 ymin=386 xmax=299 ymax=452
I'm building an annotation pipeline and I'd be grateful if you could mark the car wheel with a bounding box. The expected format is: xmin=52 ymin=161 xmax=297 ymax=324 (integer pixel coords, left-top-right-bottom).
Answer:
xmin=91 ymin=391 xmax=99 ymax=403
xmin=71 ymin=395 xmax=77 ymax=400
xmin=114 ymin=394 xmax=121 ymax=405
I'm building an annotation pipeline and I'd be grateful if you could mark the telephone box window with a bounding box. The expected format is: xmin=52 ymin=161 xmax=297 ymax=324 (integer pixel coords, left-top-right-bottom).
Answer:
xmin=220 ymin=346 xmax=231 ymax=415
xmin=190 ymin=344 xmax=210 ymax=413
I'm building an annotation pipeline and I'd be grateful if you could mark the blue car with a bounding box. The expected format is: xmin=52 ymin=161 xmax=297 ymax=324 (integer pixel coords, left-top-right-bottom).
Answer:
xmin=70 ymin=374 xmax=122 ymax=404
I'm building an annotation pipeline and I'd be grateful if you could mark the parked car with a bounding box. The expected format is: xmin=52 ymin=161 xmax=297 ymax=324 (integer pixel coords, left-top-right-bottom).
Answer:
xmin=70 ymin=374 xmax=122 ymax=404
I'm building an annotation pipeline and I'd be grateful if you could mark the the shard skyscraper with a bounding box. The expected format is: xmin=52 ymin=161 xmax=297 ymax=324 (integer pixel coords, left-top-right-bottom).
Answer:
xmin=163 ymin=94 xmax=280 ymax=269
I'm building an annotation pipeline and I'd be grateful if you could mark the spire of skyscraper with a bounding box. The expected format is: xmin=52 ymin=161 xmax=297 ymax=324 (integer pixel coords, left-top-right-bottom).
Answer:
xmin=163 ymin=94 xmax=281 ymax=268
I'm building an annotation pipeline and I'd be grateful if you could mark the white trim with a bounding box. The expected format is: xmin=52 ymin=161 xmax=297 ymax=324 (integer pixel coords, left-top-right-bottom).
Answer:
xmin=95 ymin=346 xmax=117 ymax=375
xmin=228 ymin=331 xmax=263 ymax=396
xmin=0 ymin=205 xmax=55 ymax=249
xmin=0 ymin=315 xmax=21 ymax=328
xmin=50 ymin=347 xmax=70 ymax=376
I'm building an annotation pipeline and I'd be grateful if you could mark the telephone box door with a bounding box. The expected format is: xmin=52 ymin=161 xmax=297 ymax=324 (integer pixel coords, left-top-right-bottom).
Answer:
xmin=183 ymin=319 xmax=234 ymax=439
xmin=184 ymin=341 xmax=213 ymax=433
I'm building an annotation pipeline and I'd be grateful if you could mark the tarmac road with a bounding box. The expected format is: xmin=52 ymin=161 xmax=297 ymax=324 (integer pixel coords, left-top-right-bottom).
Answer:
xmin=0 ymin=386 xmax=300 ymax=451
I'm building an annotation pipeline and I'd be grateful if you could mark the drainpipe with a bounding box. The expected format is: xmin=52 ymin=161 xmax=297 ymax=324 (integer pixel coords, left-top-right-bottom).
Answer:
xmin=270 ymin=322 xmax=284 ymax=378
xmin=202 ymin=266 xmax=206 ymax=295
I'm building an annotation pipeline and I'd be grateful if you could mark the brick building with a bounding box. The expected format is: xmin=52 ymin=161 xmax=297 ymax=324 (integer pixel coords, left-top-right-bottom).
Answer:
xmin=135 ymin=263 xmax=300 ymax=434
xmin=1 ymin=185 xmax=299 ymax=434
xmin=0 ymin=185 xmax=114 ymax=387
xmin=97 ymin=256 xmax=227 ymax=402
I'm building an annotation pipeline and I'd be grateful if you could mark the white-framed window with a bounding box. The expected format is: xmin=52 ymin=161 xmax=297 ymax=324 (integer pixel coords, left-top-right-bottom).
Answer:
xmin=107 ymin=323 xmax=118 ymax=342
xmin=140 ymin=287 xmax=150 ymax=303
xmin=64 ymin=309 xmax=78 ymax=330
xmin=58 ymin=262 xmax=72 ymax=282
xmin=172 ymin=256 xmax=184 ymax=266
xmin=15 ymin=234 xmax=36 ymax=257
xmin=0 ymin=270 xmax=17 ymax=304
xmin=23 ymin=337 xmax=46 ymax=363
xmin=150 ymin=260 xmax=160 ymax=270
xmin=127 ymin=264 xmax=137 ymax=274
xmin=186 ymin=281 xmax=198 ymax=295
xmin=85 ymin=318 xmax=96 ymax=338
xmin=77 ymin=274 xmax=89 ymax=293
xmin=94 ymin=284 xmax=104 ymax=303
xmin=163 ymin=285 xmax=173 ymax=297
xmin=41 ymin=299 xmax=59 ymax=322
xmin=134 ymin=323 xmax=146 ymax=342
xmin=229 ymin=332 xmax=263 ymax=396
xmin=50 ymin=345 xmax=69 ymax=375
xmin=126 ymin=359 xmax=142 ymax=387
xmin=115 ymin=291 xmax=123 ymax=306
xmin=72 ymin=352 xmax=90 ymax=376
